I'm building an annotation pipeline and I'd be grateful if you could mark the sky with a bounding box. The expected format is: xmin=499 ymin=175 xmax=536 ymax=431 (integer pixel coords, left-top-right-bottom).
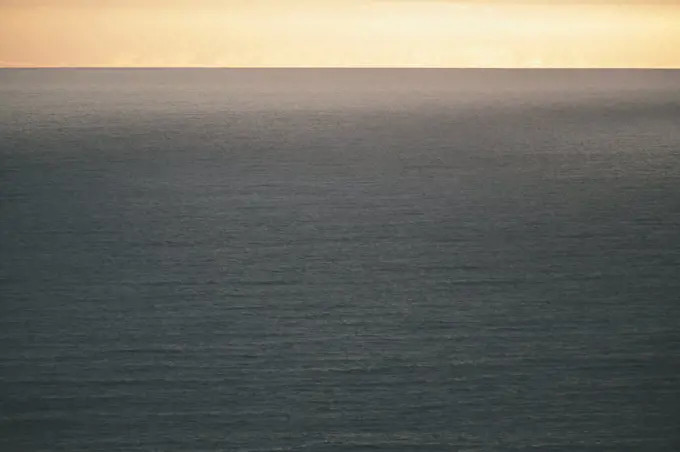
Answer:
xmin=1 ymin=0 xmax=679 ymax=68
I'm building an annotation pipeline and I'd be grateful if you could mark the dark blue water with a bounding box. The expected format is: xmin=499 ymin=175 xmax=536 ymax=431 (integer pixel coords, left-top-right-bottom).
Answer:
xmin=1 ymin=69 xmax=679 ymax=451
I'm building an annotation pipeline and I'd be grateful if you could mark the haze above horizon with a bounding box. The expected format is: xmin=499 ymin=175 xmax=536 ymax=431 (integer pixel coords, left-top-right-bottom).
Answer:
xmin=2 ymin=1 xmax=679 ymax=68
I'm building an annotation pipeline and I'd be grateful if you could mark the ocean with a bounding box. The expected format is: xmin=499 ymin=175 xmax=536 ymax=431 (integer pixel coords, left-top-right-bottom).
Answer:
xmin=1 ymin=69 xmax=679 ymax=451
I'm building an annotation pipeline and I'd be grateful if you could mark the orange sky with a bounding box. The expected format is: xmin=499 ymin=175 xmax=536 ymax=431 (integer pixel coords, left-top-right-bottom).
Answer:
xmin=1 ymin=1 xmax=679 ymax=67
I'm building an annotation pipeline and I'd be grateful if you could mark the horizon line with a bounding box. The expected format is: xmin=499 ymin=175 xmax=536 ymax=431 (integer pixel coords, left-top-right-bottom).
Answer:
xmin=2 ymin=66 xmax=679 ymax=70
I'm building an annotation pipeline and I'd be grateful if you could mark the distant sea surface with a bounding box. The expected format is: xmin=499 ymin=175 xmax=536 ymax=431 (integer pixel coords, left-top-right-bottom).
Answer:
xmin=1 ymin=69 xmax=679 ymax=452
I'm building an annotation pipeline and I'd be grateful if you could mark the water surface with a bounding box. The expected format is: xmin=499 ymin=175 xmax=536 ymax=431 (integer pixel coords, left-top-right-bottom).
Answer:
xmin=1 ymin=69 xmax=679 ymax=451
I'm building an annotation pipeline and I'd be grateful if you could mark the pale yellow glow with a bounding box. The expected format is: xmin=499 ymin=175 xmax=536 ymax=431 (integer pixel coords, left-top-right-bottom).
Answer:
xmin=1 ymin=1 xmax=679 ymax=67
